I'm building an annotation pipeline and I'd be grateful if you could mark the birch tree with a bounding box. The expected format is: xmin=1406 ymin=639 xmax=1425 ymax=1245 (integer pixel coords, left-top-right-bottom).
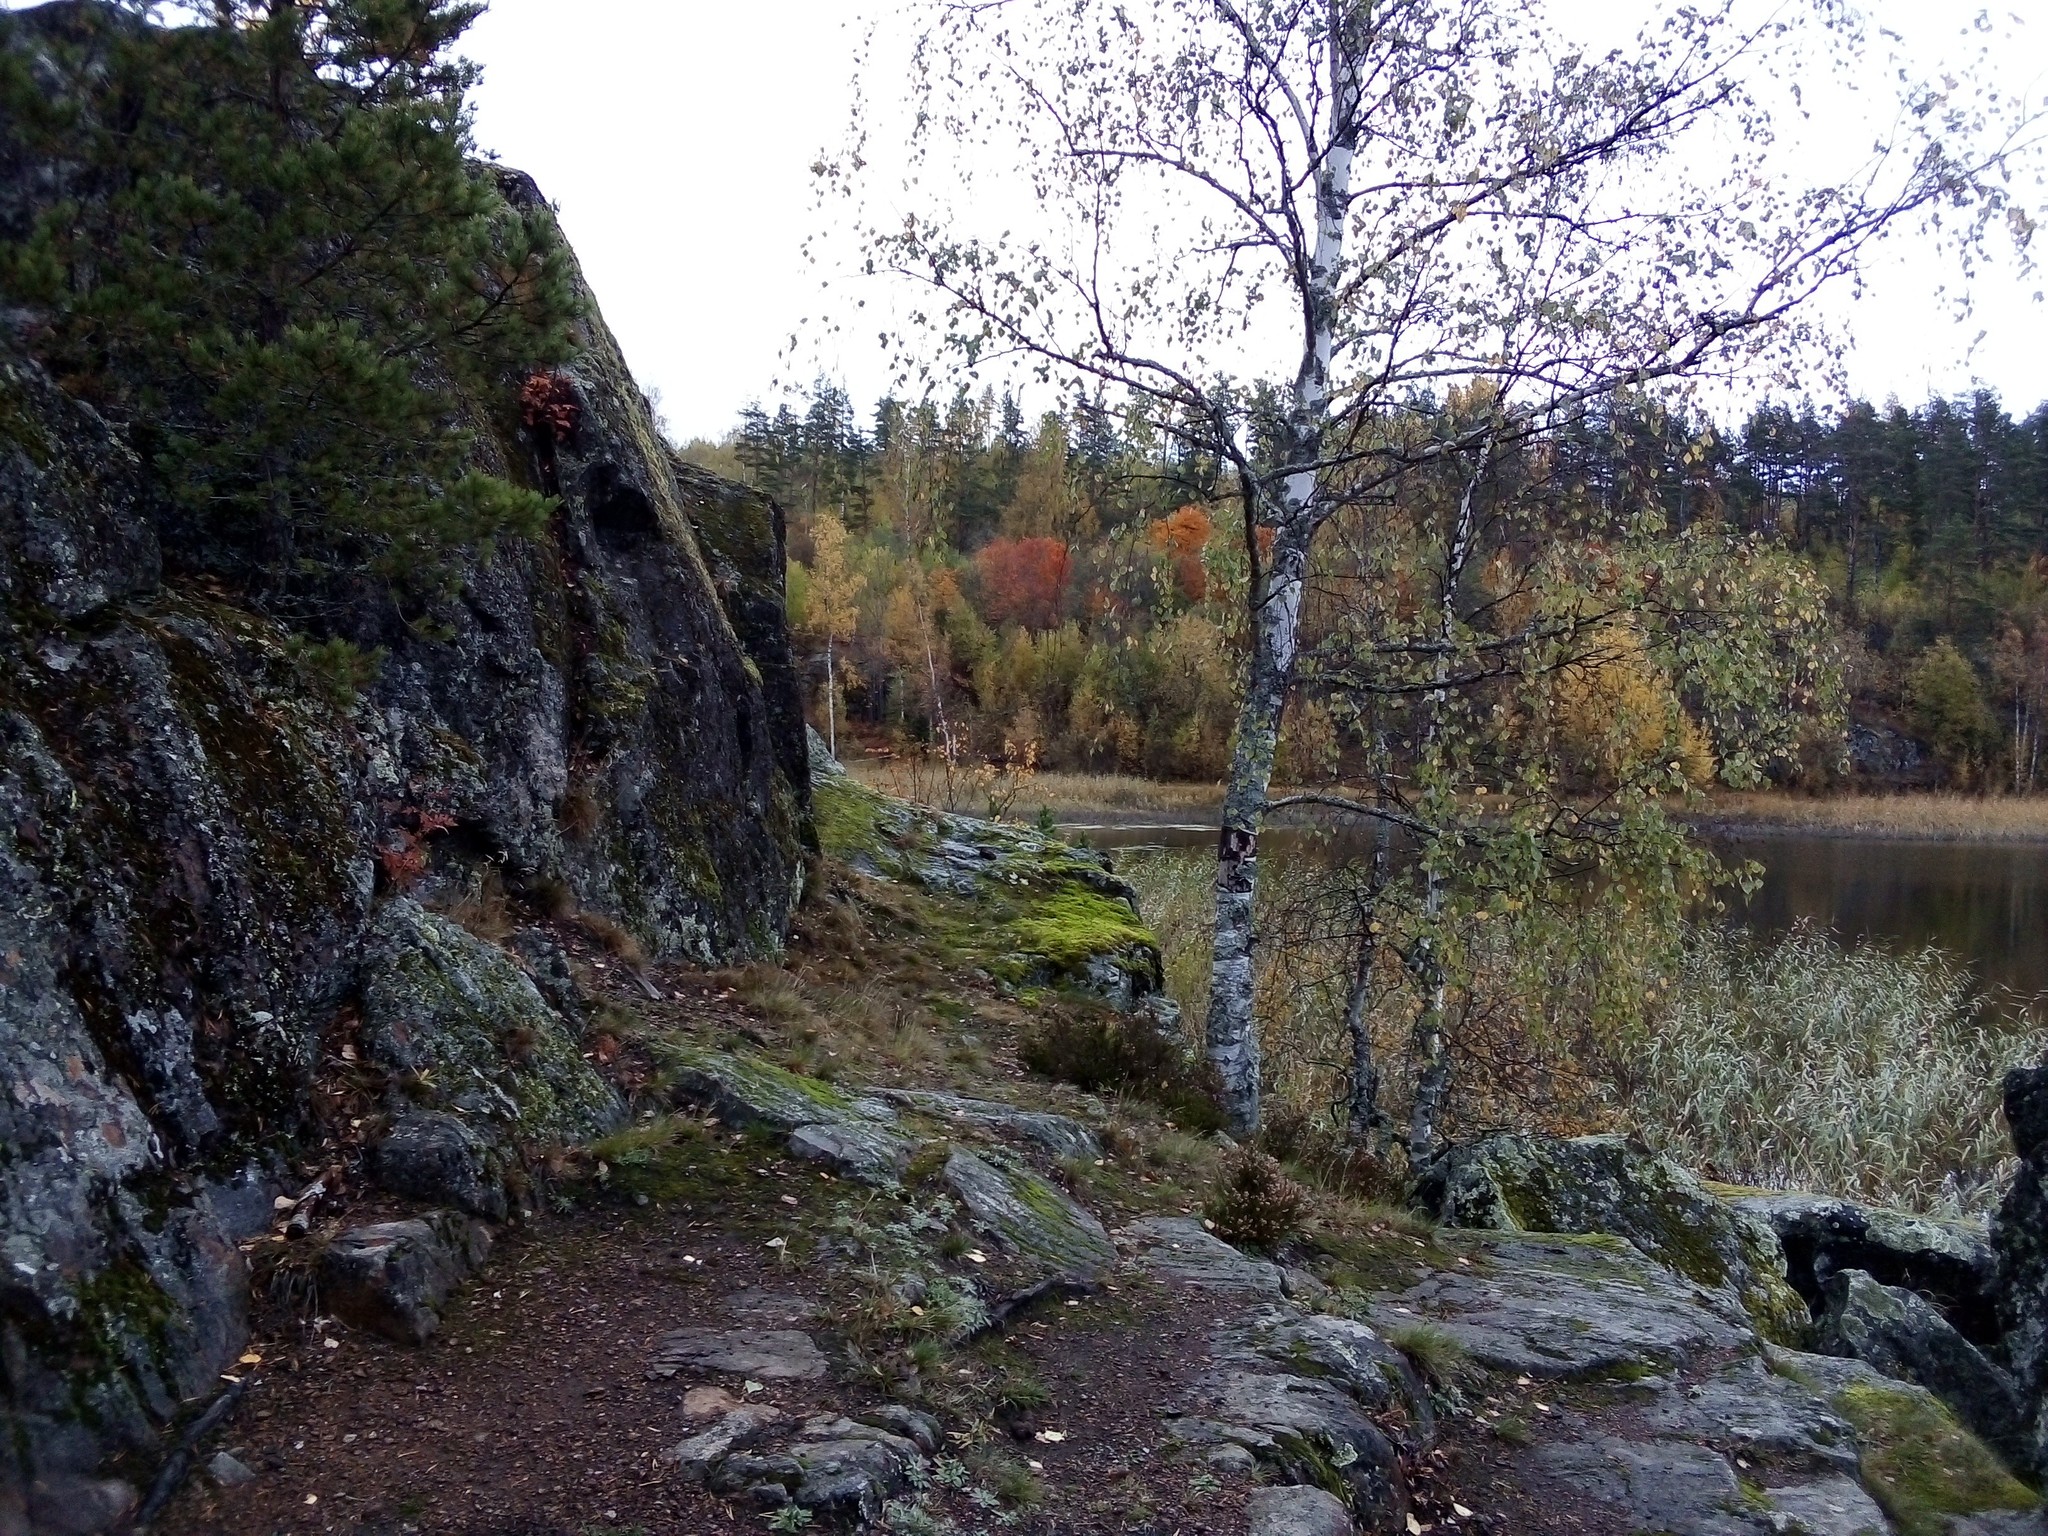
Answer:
xmin=829 ymin=0 xmax=2041 ymax=1132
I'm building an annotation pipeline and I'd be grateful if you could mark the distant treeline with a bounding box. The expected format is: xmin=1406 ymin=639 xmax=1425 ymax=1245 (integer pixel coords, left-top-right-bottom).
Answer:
xmin=686 ymin=384 xmax=2048 ymax=790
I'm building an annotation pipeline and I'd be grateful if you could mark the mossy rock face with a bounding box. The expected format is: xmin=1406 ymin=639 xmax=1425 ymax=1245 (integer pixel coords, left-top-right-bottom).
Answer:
xmin=0 ymin=133 xmax=810 ymax=1512
xmin=1417 ymin=1133 xmax=1809 ymax=1346
xmin=806 ymin=729 xmax=1166 ymax=1013
xmin=360 ymin=898 xmax=621 ymax=1160
xmin=1773 ymin=1350 xmax=2040 ymax=1536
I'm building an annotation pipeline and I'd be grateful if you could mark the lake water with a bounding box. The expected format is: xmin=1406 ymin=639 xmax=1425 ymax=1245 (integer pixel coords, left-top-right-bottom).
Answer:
xmin=1066 ymin=821 xmax=2048 ymax=1003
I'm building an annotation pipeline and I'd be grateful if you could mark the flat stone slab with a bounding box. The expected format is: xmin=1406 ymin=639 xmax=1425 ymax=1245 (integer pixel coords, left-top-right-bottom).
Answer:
xmin=1639 ymin=1354 xmax=1860 ymax=1473
xmin=647 ymin=1326 xmax=827 ymax=1381
xmin=1247 ymin=1484 xmax=1355 ymax=1536
xmin=1120 ymin=1216 xmax=1284 ymax=1296
xmin=877 ymin=1089 xmax=1101 ymax=1160
xmin=1355 ymin=1233 xmax=1750 ymax=1380
xmin=943 ymin=1147 xmax=1115 ymax=1280
xmin=664 ymin=1047 xmax=892 ymax=1134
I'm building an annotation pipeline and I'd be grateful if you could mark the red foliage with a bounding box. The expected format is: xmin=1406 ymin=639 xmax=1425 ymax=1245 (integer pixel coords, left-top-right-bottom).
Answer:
xmin=520 ymin=370 xmax=580 ymax=443
xmin=1148 ymin=505 xmax=1212 ymax=601
xmin=973 ymin=536 xmax=1073 ymax=631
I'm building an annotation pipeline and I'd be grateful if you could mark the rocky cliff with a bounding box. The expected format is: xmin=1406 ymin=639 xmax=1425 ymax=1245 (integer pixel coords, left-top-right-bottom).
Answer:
xmin=0 ymin=158 xmax=810 ymax=1531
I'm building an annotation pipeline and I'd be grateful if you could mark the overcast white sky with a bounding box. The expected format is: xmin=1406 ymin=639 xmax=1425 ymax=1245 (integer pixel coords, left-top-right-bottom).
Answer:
xmin=462 ymin=1 xmax=2048 ymax=443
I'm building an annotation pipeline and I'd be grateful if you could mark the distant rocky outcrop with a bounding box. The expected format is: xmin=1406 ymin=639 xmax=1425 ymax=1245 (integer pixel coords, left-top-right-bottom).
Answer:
xmin=0 ymin=149 xmax=809 ymax=1536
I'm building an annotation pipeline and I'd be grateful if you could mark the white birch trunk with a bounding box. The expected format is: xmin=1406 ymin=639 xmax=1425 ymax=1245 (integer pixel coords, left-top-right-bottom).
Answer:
xmin=1205 ymin=1 xmax=1359 ymax=1134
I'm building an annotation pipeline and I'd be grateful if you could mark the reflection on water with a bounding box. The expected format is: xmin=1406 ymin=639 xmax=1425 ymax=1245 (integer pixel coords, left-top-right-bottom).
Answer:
xmin=1068 ymin=820 xmax=2048 ymax=1003
xmin=1715 ymin=835 xmax=2048 ymax=1002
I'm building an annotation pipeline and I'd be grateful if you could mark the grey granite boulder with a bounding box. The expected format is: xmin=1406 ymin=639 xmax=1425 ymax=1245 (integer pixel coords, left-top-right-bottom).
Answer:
xmin=942 ymin=1147 xmax=1116 ymax=1280
xmin=1417 ymin=1132 xmax=1807 ymax=1342
xmin=1247 ymin=1484 xmax=1355 ymax=1536
xmin=317 ymin=1211 xmax=491 ymax=1345
xmin=1819 ymin=1267 xmax=2032 ymax=1470
xmin=1735 ymin=1188 xmax=1997 ymax=1339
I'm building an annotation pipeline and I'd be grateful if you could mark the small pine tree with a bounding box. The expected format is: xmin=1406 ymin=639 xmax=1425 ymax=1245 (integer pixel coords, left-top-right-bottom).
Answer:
xmin=0 ymin=0 xmax=583 ymax=597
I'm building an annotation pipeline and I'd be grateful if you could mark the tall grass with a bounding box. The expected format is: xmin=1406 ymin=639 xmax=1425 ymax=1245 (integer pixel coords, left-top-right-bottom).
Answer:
xmin=1121 ymin=848 xmax=2042 ymax=1216
xmin=1621 ymin=925 xmax=2042 ymax=1216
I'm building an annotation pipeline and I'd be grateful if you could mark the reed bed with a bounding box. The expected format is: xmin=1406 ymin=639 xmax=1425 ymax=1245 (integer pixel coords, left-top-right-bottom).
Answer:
xmin=1120 ymin=847 xmax=2043 ymax=1216
xmin=1623 ymin=926 xmax=2042 ymax=1215
xmin=1697 ymin=791 xmax=2048 ymax=843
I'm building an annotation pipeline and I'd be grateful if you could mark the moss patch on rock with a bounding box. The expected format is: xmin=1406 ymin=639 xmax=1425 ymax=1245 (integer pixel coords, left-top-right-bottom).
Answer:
xmin=1009 ymin=889 xmax=1154 ymax=970
xmin=1834 ymin=1380 xmax=2038 ymax=1536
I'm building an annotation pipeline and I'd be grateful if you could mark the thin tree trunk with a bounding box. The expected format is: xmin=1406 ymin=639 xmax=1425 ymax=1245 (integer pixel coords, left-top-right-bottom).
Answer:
xmin=1204 ymin=1 xmax=1359 ymax=1135
xmin=1844 ymin=497 xmax=1863 ymax=618
xmin=826 ymin=633 xmax=838 ymax=758
xmin=1405 ymin=427 xmax=1496 ymax=1165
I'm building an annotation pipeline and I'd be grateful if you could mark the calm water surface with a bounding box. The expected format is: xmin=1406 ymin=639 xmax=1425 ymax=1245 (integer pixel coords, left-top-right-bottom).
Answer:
xmin=1070 ymin=821 xmax=2048 ymax=1002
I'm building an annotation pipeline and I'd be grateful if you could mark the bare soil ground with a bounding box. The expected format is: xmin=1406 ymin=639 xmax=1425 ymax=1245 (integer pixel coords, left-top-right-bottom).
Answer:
xmin=147 ymin=865 xmax=1716 ymax=1536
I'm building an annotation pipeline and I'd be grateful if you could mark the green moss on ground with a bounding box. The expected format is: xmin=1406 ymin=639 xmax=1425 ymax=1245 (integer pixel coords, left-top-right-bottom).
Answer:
xmin=1833 ymin=1381 xmax=2038 ymax=1536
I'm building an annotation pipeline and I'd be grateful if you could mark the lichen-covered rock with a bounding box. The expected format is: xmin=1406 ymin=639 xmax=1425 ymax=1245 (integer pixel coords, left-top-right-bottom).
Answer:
xmin=942 ymin=1148 xmax=1117 ymax=1281
xmin=317 ymin=1211 xmax=491 ymax=1346
xmin=1418 ymin=1133 xmax=1808 ymax=1343
xmin=1818 ymin=1268 xmax=2034 ymax=1474
xmin=360 ymin=898 xmax=621 ymax=1183
xmin=1993 ymin=1059 xmax=2048 ymax=1480
xmin=1734 ymin=1188 xmax=1996 ymax=1341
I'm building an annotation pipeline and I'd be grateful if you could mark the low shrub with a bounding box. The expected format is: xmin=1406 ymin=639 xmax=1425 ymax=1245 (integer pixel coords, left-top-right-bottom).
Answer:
xmin=1021 ymin=1007 xmax=1225 ymax=1131
xmin=1203 ymin=1147 xmax=1306 ymax=1254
